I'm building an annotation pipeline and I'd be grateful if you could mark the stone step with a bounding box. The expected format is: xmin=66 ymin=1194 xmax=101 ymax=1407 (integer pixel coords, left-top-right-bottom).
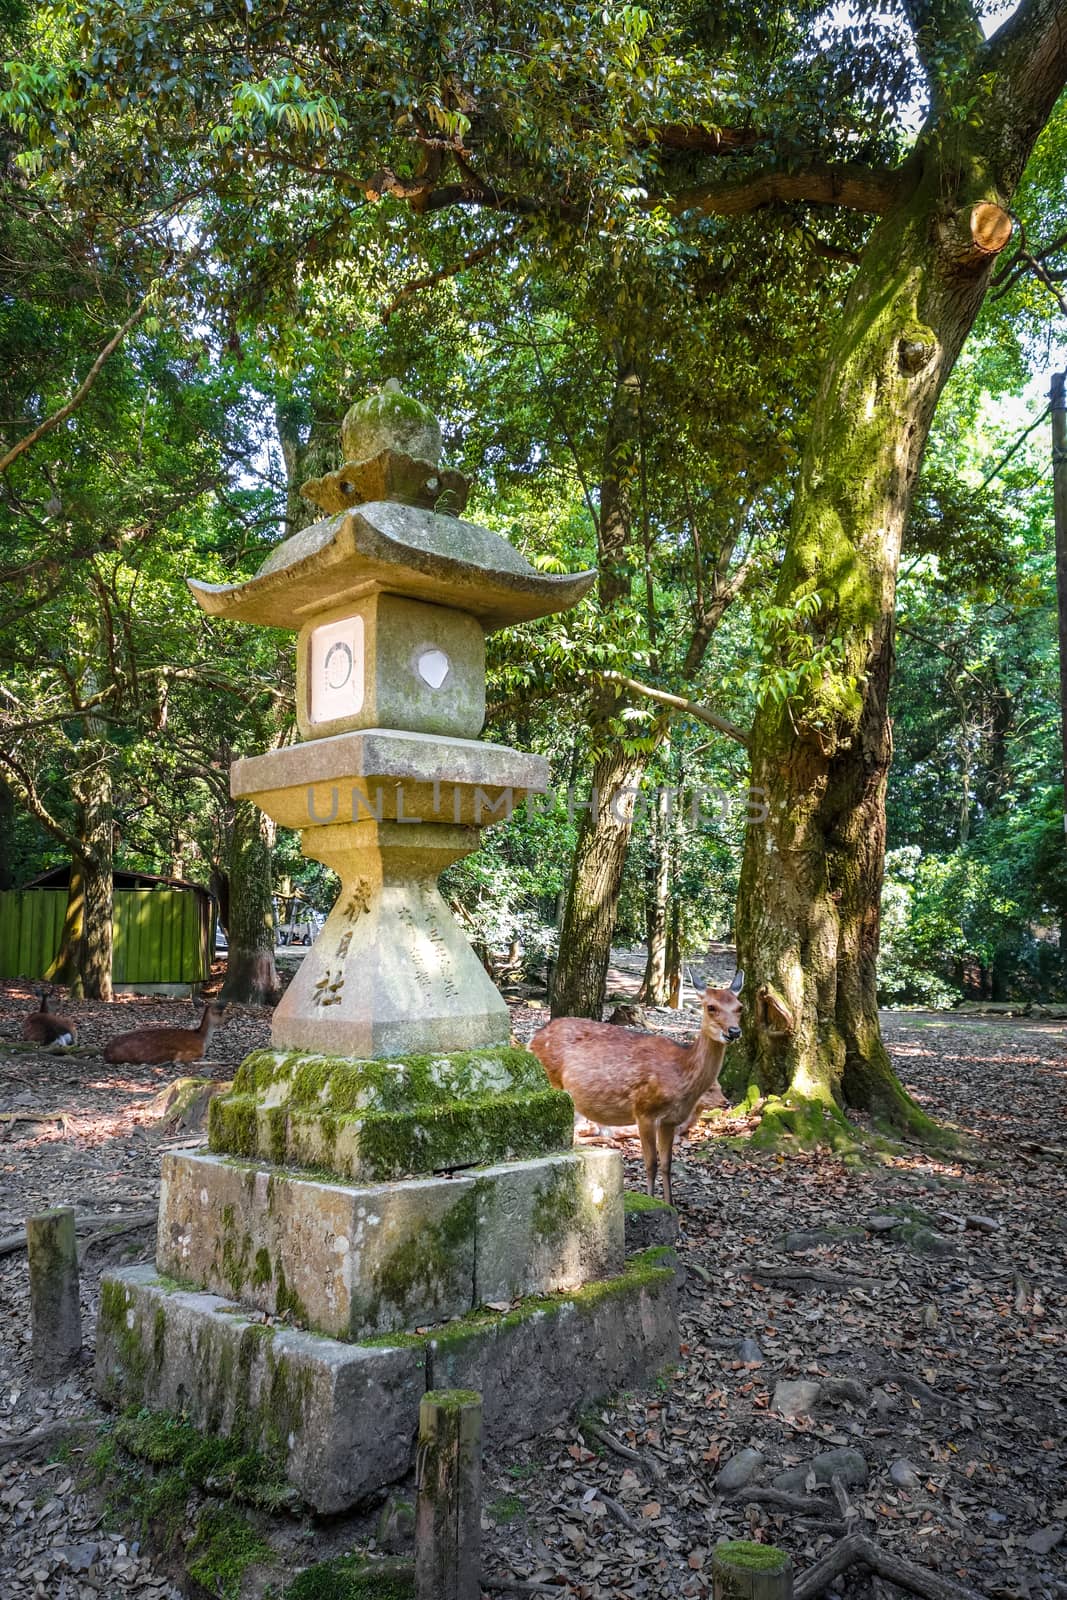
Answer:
xmin=97 ymin=1248 xmax=679 ymax=1513
xmin=157 ymin=1148 xmax=624 ymax=1339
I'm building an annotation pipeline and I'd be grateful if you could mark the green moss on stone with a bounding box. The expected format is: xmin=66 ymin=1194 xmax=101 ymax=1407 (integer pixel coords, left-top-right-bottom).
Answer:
xmin=252 ymin=1248 xmax=272 ymax=1287
xmin=364 ymin=1246 xmax=675 ymax=1356
xmin=275 ymin=1263 xmax=309 ymax=1326
xmin=187 ymin=1505 xmax=272 ymax=1600
xmin=373 ymin=1189 xmax=476 ymax=1321
xmin=284 ymin=1555 xmax=415 ymax=1600
xmin=98 ymin=1279 xmax=148 ymax=1399
xmin=214 ymin=1047 xmax=572 ymax=1180
xmin=531 ymin=1166 xmax=583 ymax=1242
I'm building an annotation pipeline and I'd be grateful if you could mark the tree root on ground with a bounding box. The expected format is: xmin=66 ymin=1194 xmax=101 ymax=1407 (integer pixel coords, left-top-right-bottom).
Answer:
xmin=794 ymin=1532 xmax=984 ymax=1600
xmin=0 ymin=1417 xmax=97 ymax=1462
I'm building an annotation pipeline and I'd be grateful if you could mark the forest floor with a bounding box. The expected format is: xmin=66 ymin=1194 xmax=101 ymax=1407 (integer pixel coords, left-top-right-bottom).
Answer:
xmin=0 ymin=975 xmax=1064 ymax=1600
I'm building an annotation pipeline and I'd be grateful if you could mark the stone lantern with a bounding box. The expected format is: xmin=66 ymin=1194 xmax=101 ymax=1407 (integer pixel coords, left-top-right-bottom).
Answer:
xmin=95 ymin=385 xmax=679 ymax=1514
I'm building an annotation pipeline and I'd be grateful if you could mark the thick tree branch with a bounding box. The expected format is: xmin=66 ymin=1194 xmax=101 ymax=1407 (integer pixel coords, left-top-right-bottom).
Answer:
xmin=0 ymin=295 xmax=150 ymax=476
xmin=667 ymin=162 xmax=904 ymax=218
xmin=380 ymin=231 xmax=519 ymax=323
xmin=601 ymin=670 xmax=750 ymax=749
xmin=984 ymin=0 xmax=1067 ymax=168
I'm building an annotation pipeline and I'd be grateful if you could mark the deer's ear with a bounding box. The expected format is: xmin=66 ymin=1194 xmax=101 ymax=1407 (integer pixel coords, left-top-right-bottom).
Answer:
xmin=730 ymin=970 xmax=744 ymax=994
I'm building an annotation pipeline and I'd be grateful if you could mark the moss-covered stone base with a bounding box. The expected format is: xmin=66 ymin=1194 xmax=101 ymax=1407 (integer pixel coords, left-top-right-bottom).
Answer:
xmin=157 ymin=1148 xmax=623 ymax=1339
xmin=96 ymin=1246 xmax=678 ymax=1513
xmin=209 ymin=1045 xmax=573 ymax=1181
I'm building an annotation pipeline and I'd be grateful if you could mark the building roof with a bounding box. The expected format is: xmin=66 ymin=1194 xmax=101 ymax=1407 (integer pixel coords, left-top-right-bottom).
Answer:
xmin=24 ymin=866 xmax=215 ymax=899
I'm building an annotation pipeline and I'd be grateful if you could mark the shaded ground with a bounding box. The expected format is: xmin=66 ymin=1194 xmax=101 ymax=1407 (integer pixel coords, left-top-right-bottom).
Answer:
xmin=0 ymin=978 xmax=1064 ymax=1599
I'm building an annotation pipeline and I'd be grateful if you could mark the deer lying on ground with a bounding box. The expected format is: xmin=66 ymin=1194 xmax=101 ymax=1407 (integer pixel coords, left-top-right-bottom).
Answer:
xmin=21 ymin=988 xmax=77 ymax=1047
xmin=103 ymin=1002 xmax=229 ymax=1065
xmin=530 ymin=972 xmax=743 ymax=1204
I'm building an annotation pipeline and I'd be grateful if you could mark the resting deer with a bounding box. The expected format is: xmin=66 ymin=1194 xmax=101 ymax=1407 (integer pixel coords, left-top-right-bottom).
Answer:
xmin=530 ymin=972 xmax=743 ymax=1204
xmin=103 ymin=1002 xmax=229 ymax=1065
xmin=21 ymin=988 xmax=77 ymax=1047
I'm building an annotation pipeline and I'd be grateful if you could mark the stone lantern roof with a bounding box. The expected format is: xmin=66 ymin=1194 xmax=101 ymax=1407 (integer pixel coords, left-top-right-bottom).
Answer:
xmin=187 ymin=382 xmax=596 ymax=632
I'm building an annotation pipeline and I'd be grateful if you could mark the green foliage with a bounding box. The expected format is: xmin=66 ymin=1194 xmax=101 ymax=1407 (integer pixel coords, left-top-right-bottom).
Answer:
xmin=284 ymin=1556 xmax=414 ymax=1600
xmin=186 ymin=1506 xmax=272 ymax=1600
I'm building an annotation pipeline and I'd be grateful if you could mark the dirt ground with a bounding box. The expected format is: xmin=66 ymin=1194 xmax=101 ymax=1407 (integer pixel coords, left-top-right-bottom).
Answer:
xmin=0 ymin=976 xmax=1064 ymax=1600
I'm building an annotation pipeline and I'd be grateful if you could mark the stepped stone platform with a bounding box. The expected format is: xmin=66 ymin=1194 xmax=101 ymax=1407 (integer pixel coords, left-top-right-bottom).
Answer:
xmin=96 ymin=1045 xmax=680 ymax=1512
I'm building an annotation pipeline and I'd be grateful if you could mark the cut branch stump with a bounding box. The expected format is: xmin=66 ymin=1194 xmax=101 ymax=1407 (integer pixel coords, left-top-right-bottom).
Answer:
xmin=27 ymin=1207 xmax=81 ymax=1379
xmin=713 ymin=1541 xmax=793 ymax=1600
xmin=415 ymin=1387 xmax=482 ymax=1600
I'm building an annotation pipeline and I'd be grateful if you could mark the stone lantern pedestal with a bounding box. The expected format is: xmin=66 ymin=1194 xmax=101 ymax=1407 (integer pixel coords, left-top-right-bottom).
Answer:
xmin=95 ymin=386 xmax=679 ymax=1512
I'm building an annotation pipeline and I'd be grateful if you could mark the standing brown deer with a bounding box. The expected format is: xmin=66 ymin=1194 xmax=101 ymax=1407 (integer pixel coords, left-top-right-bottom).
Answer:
xmin=21 ymin=988 xmax=77 ymax=1047
xmin=530 ymin=972 xmax=743 ymax=1204
xmin=103 ymin=1002 xmax=229 ymax=1065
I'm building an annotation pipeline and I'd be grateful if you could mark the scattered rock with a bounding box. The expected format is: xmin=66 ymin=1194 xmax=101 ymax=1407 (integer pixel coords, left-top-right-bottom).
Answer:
xmin=1021 ymin=1525 xmax=1064 ymax=1556
xmin=715 ymin=1448 xmax=765 ymax=1492
xmin=871 ymin=1386 xmax=895 ymax=1418
xmin=779 ymin=1226 xmax=866 ymax=1252
xmin=771 ymin=1378 xmax=822 ymax=1419
xmin=867 ymin=1214 xmax=902 ymax=1234
xmin=377 ymin=1493 xmax=416 ymax=1552
xmin=822 ymin=1375 xmax=868 ymax=1407
xmin=57 ymin=1543 xmax=98 ymax=1573
xmin=901 ymin=1224 xmax=955 ymax=1256
xmin=736 ymin=1338 xmax=764 ymax=1365
xmin=772 ymin=1447 xmax=868 ymax=1493
xmin=889 ymin=1458 xmax=920 ymax=1489
xmin=964 ymin=1214 xmax=999 ymax=1234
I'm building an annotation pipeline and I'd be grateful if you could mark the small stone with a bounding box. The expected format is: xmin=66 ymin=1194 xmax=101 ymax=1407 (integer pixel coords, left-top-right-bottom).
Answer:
xmin=906 ymin=1225 xmax=955 ymax=1256
xmin=715 ymin=1448 xmax=765 ymax=1492
xmin=823 ymin=1376 xmax=868 ymax=1406
xmin=867 ymin=1215 xmax=901 ymax=1233
xmin=964 ymin=1214 xmax=1000 ymax=1234
xmin=1021 ymin=1525 xmax=1064 ymax=1556
xmin=736 ymin=1338 xmax=764 ymax=1365
xmin=772 ymin=1378 xmax=822 ymax=1419
xmin=58 ymin=1545 xmax=98 ymax=1574
xmin=377 ymin=1493 xmax=416 ymax=1552
xmin=986 ymin=1509 xmax=1008 ymax=1526
xmin=773 ymin=1447 xmax=868 ymax=1493
xmin=871 ymin=1387 xmax=895 ymax=1418
xmin=889 ymin=1458 xmax=920 ymax=1489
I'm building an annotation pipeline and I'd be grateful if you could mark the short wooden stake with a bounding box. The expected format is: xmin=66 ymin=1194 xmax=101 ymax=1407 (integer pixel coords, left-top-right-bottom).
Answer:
xmin=713 ymin=1540 xmax=794 ymax=1600
xmin=415 ymin=1387 xmax=482 ymax=1600
xmin=27 ymin=1206 xmax=82 ymax=1380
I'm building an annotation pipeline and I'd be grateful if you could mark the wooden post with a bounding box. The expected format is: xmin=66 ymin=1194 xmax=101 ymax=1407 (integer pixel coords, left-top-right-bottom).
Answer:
xmin=415 ymin=1388 xmax=482 ymax=1600
xmin=713 ymin=1541 xmax=793 ymax=1600
xmin=26 ymin=1207 xmax=82 ymax=1379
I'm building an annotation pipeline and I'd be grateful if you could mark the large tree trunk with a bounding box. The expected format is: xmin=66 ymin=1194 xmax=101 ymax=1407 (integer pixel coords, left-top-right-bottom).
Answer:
xmin=48 ymin=752 xmax=114 ymax=999
xmin=734 ymin=167 xmax=1023 ymax=1131
xmin=551 ymin=361 xmax=665 ymax=1018
xmin=221 ymin=799 xmax=280 ymax=1005
xmin=638 ymin=779 xmax=672 ymax=1005
xmin=552 ymin=741 xmax=656 ymax=1016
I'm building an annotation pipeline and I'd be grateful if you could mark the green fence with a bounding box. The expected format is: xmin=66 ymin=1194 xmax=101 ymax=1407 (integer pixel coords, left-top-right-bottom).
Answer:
xmin=0 ymin=888 xmax=213 ymax=984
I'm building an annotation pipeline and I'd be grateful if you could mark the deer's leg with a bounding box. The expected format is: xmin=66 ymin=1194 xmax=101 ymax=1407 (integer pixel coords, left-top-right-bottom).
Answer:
xmin=657 ymin=1122 xmax=677 ymax=1207
xmin=637 ymin=1116 xmax=659 ymax=1197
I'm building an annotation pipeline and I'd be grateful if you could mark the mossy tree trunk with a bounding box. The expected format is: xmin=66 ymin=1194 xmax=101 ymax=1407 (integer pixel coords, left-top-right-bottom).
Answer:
xmin=735 ymin=61 xmax=1066 ymax=1129
xmin=552 ymin=362 xmax=666 ymax=1018
xmin=48 ymin=750 xmax=114 ymax=1000
xmin=221 ymin=799 xmax=280 ymax=1005
xmin=638 ymin=778 xmax=672 ymax=1005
